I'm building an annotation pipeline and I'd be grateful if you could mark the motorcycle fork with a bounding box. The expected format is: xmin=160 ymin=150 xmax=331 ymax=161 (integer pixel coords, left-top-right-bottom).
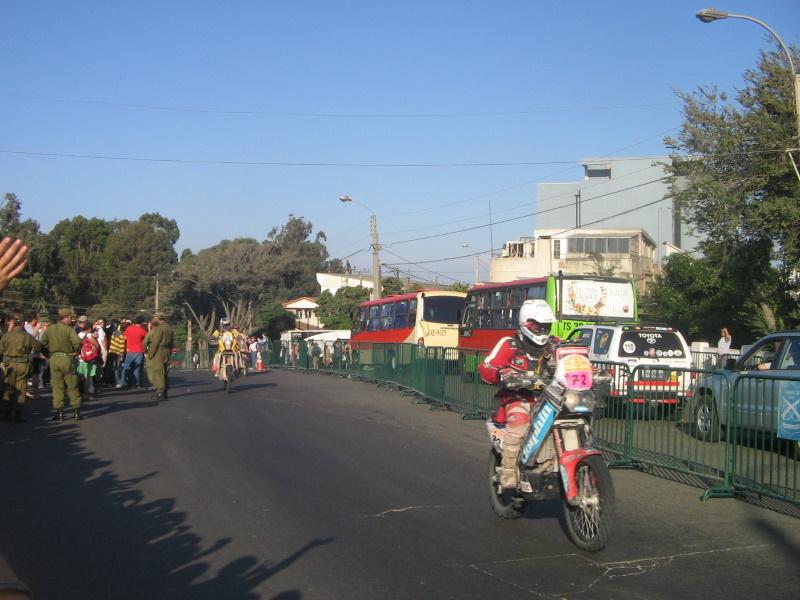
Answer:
xmin=552 ymin=426 xmax=603 ymax=504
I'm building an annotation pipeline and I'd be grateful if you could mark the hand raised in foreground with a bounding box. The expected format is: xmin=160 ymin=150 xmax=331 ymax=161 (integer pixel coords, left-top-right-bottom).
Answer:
xmin=0 ymin=237 xmax=29 ymax=291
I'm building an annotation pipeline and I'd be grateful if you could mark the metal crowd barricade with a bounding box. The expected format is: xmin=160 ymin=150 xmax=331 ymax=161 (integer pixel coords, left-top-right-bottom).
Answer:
xmin=266 ymin=337 xmax=800 ymax=507
xmin=722 ymin=373 xmax=800 ymax=504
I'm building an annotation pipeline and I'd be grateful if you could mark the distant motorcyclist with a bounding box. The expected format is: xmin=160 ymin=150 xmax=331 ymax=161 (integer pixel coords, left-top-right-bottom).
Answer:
xmin=479 ymin=299 xmax=558 ymax=489
xmin=211 ymin=318 xmax=243 ymax=372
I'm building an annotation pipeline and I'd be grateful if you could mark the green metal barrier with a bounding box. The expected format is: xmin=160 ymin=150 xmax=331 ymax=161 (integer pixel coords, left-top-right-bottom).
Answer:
xmin=267 ymin=338 xmax=800 ymax=507
xmin=723 ymin=374 xmax=800 ymax=504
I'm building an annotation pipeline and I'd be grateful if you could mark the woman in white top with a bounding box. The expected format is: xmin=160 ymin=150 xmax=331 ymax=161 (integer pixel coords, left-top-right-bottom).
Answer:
xmin=718 ymin=327 xmax=732 ymax=366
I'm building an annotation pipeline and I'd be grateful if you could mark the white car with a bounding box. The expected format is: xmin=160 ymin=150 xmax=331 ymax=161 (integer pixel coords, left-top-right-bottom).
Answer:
xmin=566 ymin=324 xmax=694 ymax=417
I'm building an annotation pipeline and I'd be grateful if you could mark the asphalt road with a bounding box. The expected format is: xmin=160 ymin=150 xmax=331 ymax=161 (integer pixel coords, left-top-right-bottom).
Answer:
xmin=1 ymin=368 xmax=798 ymax=599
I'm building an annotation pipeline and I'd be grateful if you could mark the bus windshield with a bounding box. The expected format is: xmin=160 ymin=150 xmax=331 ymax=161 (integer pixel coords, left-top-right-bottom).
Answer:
xmin=423 ymin=296 xmax=464 ymax=324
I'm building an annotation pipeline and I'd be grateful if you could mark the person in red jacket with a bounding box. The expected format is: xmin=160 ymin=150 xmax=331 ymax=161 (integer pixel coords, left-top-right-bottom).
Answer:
xmin=479 ymin=299 xmax=558 ymax=489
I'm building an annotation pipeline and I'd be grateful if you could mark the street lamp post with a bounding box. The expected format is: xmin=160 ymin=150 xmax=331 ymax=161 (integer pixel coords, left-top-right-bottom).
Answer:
xmin=339 ymin=195 xmax=382 ymax=300
xmin=696 ymin=7 xmax=800 ymax=182
xmin=657 ymin=206 xmax=673 ymax=265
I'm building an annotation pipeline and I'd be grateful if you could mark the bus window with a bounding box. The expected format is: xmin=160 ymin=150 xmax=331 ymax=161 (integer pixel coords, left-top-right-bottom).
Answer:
xmin=369 ymin=305 xmax=380 ymax=320
xmin=491 ymin=309 xmax=507 ymax=328
xmin=423 ymin=296 xmax=465 ymax=324
xmin=367 ymin=317 xmax=380 ymax=331
xmin=509 ymin=287 xmax=526 ymax=308
xmin=477 ymin=293 xmax=489 ymax=310
xmin=461 ymin=301 xmax=475 ymax=327
xmin=380 ymin=303 xmax=396 ymax=318
xmin=381 ymin=316 xmax=393 ymax=329
xmin=510 ymin=307 xmax=520 ymax=327
xmin=394 ymin=314 xmax=409 ymax=328
xmin=396 ymin=300 xmax=408 ymax=315
xmin=490 ymin=290 xmax=507 ymax=309
xmin=409 ymin=299 xmax=417 ymax=319
xmin=355 ymin=308 xmax=368 ymax=332
xmin=527 ymin=285 xmax=545 ymax=299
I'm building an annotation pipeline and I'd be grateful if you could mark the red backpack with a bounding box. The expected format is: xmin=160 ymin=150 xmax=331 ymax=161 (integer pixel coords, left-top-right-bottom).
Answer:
xmin=80 ymin=337 xmax=100 ymax=362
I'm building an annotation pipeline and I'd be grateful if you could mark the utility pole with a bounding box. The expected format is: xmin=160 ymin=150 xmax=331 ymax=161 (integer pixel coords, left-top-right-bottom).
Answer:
xmin=575 ymin=190 xmax=581 ymax=229
xmin=475 ymin=255 xmax=480 ymax=284
xmin=371 ymin=214 xmax=382 ymax=300
xmin=184 ymin=319 xmax=192 ymax=369
xmin=154 ymin=273 xmax=160 ymax=313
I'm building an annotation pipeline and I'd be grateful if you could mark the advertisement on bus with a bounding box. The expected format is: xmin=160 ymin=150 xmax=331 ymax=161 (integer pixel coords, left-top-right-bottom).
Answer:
xmin=561 ymin=278 xmax=636 ymax=320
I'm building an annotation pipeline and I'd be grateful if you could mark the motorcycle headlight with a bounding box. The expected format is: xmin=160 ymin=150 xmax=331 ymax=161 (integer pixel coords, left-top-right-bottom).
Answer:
xmin=563 ymin=390 xmax=596 ymax=413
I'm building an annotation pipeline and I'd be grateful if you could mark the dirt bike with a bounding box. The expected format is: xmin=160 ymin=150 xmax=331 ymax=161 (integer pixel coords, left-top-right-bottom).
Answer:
xmin=214 ymin=331 xmax=239 ymax=393
xmin=486 ymin=344 xmax=615 ymax=552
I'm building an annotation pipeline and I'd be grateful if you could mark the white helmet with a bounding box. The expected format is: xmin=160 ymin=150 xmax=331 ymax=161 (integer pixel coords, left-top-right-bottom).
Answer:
xmin=220 ymin=318 xmax=231 ymax=328
xmin=518 ymin=299 xmax=555 ymax=346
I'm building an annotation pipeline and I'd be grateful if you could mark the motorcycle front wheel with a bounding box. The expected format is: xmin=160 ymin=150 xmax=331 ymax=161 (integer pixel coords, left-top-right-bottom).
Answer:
xmin=563 ymin=454 xmax=615 ymax=552
xmin=488 ymin=450 xmax=527 ymax=519
xmin=225 ymin=364 xmax=234 ymax=393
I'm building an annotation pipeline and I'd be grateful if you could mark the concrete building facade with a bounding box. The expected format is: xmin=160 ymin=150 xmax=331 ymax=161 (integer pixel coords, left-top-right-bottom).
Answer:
xmin=489 ymin=228 xmax=656 ymax=294
xmin=536 ymin=157 xmax=698 ymax=263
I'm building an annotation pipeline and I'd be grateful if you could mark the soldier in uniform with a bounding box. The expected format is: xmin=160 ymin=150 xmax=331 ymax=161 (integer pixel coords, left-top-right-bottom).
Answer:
xmin=40 ymin=307 xmax=83 ymax=421
xmin=144 ymin=312 xmax=174 ymax=401
xmin=0 ymin=310 xmax=41 ymax=422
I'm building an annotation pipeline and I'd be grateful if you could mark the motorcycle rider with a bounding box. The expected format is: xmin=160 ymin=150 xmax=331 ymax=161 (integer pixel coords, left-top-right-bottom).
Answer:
xmin=211 ymin=318 xmax=242 ymax=373
xmin=479 ymin=299 xmax=558 ymax=490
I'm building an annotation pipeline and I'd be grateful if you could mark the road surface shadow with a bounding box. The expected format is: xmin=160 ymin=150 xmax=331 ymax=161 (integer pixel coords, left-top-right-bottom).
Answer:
xmin=0 ymin=414 xmax=331 ymax=599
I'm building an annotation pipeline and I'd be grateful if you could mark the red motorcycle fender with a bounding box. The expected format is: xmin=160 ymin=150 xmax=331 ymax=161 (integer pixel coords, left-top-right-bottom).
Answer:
xmin=559 ymin=448 xmax=603 ymax=503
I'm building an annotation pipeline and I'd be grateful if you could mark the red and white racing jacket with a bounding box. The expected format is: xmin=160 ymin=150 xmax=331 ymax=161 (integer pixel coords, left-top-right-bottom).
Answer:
xmin=478 ymin=335 xmax=556 ymax=385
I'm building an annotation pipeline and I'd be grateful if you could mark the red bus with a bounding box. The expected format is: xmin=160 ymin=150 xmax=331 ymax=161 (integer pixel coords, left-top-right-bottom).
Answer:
xmin=459 ymin=275 xmax=638 ymax=368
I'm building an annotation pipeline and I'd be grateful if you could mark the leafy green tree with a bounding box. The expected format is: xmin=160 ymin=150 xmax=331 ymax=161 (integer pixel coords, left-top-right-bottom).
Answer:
xmin=165 ymin=216 xmax=331 ymax=337
xmin=381 ymin=277 xmax=404 ymax=296
xmin=99 ymin=215 xmax=179 ymax=311
xmin=316 ymin=286 xmax=370 ymax=329
xmin=662 ymin=45 xmax=800 ymax=337
xmin=447 ymin=282 xmax=469 ymax=292
xmin=255 ymin=301 xmax=296 ymax=339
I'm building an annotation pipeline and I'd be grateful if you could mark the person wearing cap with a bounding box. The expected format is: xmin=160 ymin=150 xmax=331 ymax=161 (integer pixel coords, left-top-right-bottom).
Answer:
xmin=40 ymin=308 xmax=83 ymax=421
xmin=0 ymin=310 xmax=41 ymax=422
xmin=144 ymin=311 xmax=174 ymax=401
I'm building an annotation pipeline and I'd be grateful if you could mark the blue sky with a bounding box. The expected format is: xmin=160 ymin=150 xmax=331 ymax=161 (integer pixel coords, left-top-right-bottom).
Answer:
xmin=1 ymin=1 xmax=798 ymax=284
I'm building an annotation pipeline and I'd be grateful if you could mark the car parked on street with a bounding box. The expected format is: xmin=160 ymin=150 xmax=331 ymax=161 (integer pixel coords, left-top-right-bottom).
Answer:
xmin=688 ymin=331 xmax=800 ymax=443
xmin=566 ymin=324 xmax=694 ymax=417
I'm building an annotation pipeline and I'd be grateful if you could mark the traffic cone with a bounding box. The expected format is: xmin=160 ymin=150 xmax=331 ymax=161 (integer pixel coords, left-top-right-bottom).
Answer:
xmin=256 ymin=352 xmax=266 ymax=372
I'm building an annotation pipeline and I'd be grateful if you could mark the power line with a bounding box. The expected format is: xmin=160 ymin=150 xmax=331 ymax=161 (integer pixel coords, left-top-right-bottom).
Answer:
xmin=380 ymin=162 xmax=662 ymax=237
xmin=0 ymin=147 xmax=786 ymax=170
xmin=390 ymin=195 xmax=675 ymax=267
xmin=4 ymin=92 xmax=681 ymax=118
xmin=0 ymin=148 xmax=577 ymax=168
xmin=381 ymin=248 xmax=458 ymax=283
xmin=386 ymin=177 xmax=669 ymax=246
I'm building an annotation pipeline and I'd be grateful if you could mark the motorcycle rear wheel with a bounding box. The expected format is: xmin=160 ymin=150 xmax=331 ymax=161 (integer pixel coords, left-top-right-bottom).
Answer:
xmin=563 ymin=454 xmax=615 ymax=552
xmin=488 ymin=450 xmax=527 ymax=519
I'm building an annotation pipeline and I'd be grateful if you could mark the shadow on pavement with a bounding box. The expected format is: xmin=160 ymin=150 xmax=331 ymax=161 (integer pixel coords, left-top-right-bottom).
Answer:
xmin=0 ymin=406 xmax=330 ymax=599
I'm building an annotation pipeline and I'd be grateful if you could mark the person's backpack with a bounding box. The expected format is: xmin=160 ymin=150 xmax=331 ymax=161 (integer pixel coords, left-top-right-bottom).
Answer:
xmin=311 ymin=344 xmax=321 ymax=357
xmin=80 ymin=337 xmax=100 ymax=362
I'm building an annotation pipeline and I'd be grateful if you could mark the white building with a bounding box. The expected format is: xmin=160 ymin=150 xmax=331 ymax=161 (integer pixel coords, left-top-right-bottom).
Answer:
xmin=490 ymin=228 xmax=656 ymax=294
xmin=282 ymin=297 xmax=322 ymax=330
xmin=316 ymin=272 xmax=374 ymax=296
xmin=536 ymin=157 xmax=699 ymax=263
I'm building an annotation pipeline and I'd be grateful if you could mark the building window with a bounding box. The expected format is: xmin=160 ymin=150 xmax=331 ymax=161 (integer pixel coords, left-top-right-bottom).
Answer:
xmin=584 ymin=163 xmax=612 ymax=179
xmin=553 ymin=240 xmax=561 ymax=259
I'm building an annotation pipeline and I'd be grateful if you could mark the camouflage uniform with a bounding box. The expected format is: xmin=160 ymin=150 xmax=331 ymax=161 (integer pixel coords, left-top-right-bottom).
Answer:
xmin=40 ymin=317 xmax=82 ymax=419
xmin=0 ymin=324 xmax=41 ymax=421
xmin=144 ymin=314 xmax=174 ymax=399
